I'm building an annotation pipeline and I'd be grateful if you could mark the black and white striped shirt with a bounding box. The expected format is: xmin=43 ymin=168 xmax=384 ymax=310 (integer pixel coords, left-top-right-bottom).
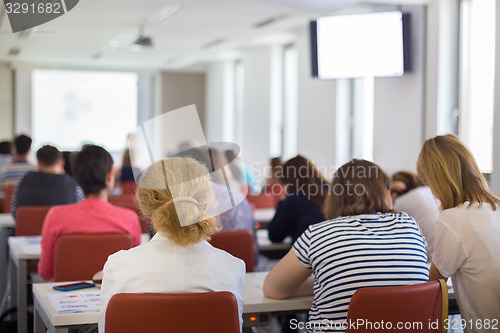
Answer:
xmin=293 ymin=212 xmax=429 ymax=332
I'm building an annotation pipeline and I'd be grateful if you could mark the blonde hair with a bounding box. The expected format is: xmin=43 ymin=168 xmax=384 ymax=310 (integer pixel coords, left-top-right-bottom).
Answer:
xmin=136 ymin=157 xmax=220 ymax=245
xmin=417 ymin=134 xmax=500 ymax=211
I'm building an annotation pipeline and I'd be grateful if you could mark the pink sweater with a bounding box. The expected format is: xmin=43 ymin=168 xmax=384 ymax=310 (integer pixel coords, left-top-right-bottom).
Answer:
xmin=38 ymin=198 xmax=141 ymax=281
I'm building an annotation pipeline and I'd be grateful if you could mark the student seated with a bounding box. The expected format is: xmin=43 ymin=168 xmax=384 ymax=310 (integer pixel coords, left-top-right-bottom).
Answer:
xmin=390 ymin=170 xmax=439 ymax=260
xmin=10 ymin=145 xmax=84 ymax=217
xmin=0 ymin=134 xmax=36 ymax=191
xmin=263 ymin=159 xmax=429 ymax=332
xmin=98 ymin=157 xmax=245 ymax=332
xmin=418 ymin=134 xmax=500 ymax=331
xmin=268 ymin=155 xmax=327 ymax=243
xmin=38 ymin=145 xmax=141 ymax=281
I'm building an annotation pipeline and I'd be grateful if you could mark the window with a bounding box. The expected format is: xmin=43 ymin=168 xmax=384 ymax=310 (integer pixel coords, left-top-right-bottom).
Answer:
xmin=459 ymin=0 xmax=496 ymax=173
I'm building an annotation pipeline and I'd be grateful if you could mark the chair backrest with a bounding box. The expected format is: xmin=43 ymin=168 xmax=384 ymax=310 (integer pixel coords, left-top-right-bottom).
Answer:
xmin=105 ymin=292 xmax=240 ymax=333
xmin=15 ymin=205 xmax=52 ymax=236
xmin=246 ymin=193 xmax=277 ymax=209
xmin=120 ymin=181 xmax=137 ymax=195
xmin=53 ymin=233 xmax=134 ymax=282
xmin=3 ymin=185 xmax=15 ymax=213
xmin=108 ymin=195 xmax=150 ymax=233
xmin=209 ymin=229 xmax=255 ymax=272
xmin=346 ymin=280 xmax=448 ymax=333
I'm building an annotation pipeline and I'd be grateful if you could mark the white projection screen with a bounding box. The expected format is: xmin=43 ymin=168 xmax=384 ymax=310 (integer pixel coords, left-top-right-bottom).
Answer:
xmin=316 ymin=11 xmax=405 ymax=79
xmin=32 ymin=69 xmax=138 ymax=152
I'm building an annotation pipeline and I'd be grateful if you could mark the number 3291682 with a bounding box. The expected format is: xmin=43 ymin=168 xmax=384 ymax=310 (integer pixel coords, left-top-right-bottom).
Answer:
xmin=5 ymin=2 xmax=62 ymax=14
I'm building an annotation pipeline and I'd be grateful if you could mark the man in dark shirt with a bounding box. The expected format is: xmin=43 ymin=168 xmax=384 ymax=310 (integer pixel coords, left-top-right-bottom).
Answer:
xmin=10 ymin=145 xmax=84 ymax=217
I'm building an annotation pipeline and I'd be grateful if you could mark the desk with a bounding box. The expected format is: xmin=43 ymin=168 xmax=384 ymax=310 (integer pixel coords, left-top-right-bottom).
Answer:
xmin=256 ymin=229 xmax=291 ymax=252
xmin=0 ymin=214 xmax=15 ymax=302
xmin=33 ymin=272 xmax=313 ymax=333
xmin=8 ymin=233 xmax=151 ymax=333
xmin=33 ymin=272 xmax=459 ymax=333
xmin=253 ymin=208 xmax=275 ymax=228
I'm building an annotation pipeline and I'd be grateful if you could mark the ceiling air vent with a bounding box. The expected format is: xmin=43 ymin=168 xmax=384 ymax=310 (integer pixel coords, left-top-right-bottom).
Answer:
xmin=253 ymin=15 xmax=288 ymax=29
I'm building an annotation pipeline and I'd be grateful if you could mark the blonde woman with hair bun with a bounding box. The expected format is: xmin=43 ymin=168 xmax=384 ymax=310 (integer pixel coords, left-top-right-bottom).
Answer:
xmin=417 ymin=134 xmax=500 ymax=332
xmin=98 ymin=157 xmax=246 ymax=332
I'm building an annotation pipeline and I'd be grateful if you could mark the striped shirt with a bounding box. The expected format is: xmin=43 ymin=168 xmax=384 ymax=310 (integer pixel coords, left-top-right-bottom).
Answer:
xmin=293 ymin=212 xmax=429 ymax=332
xmin=0 ymin=160 xmax=37 ymax=190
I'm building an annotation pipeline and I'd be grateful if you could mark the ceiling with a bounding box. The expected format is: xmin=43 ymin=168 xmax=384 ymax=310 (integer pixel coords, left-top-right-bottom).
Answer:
xmin=0 ymin=0 xmax=430 ymax=71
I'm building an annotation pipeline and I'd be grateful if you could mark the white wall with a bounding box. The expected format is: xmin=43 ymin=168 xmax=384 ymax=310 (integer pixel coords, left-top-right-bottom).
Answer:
xmin=295 ymin=27 xmax=337 ymax=176
xmin=0 ymin=65 xmax=13 ymax=141
xmin=373 ymin=6 xmax=426 ymax=173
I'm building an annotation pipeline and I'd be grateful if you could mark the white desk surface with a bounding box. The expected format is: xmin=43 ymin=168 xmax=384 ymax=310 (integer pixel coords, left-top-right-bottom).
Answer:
xmin=0 ymin=213 xmax=15 ymax=228
xmin=7 ymin=233 xmax=152 ymax=259
xmin=33 ymin=272 xmax=312 ymax=329
xmin=253 ymin=208 xmax=275 ymax=223
xmin=256 ymin=229 xmax=292 ymax=251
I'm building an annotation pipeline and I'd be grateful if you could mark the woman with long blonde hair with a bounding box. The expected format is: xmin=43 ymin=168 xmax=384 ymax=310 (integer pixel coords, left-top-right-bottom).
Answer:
xmin=417 ymin=134 xmax=500 ymax=331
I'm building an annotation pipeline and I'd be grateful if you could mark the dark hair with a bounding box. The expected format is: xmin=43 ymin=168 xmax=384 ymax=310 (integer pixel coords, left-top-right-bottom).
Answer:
xmin=0 ymin=141 xmax=12 ymax=155
xmin=391 ymin=171 xmax=424 ymax=197
xmin=323 ymin=159 xmax=392 ymax=219
xmin=281 ymin=155 xmax=327 ymax=210
xmin=62 ymin=151 xmax=75 ymax=176
xmin=36 ymin=145 xmax=62 ymax=167
xmin=14 ymin=134 xmax=32 ymax=155
xmin=73 ymin=145 xmax=113 ymax=196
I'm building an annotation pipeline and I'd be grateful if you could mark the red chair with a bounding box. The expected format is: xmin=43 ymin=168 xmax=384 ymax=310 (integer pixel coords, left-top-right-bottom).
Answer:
xmin=108 ymin=195 xmax=150 ymax=233
xmin=246 ymin=193 xmax=277 ymax=210
xmin=53 ymin=233 xmax=134 ymax=282
xmin=105 ymin=292 xmax=240 ymax=333
xmin=345 ymin=280 xmax=448 ymax=333
xmin=15 ymin=205 xmax=52 ymax=236
xmin=209 ymin=229 xmax=255 ymax=272
xmin=3 ymin=184 xmax=15 ymax=213
xmin=120 ymin=181 xmax=137 ymax=196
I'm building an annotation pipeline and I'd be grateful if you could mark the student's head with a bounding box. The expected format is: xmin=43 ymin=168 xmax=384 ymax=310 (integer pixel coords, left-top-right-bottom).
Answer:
xmin=121 ymin=148 xmax=132 ymax=168
xmin=14 ymin=134 xmax=32 ymax=156
xmin=270 ymin=157 xmax=283 ymax=179
xmin=0 ymin=141 xmax=12 ymax=155
xmin=73 ymin=145 xmax=114 ymax=196
xmin=390 ymin=171 xmax=424 ymax=197
xmin=136 ymin=157 xmax=219 ymax=246
xmin=37 ymin=145 xmax=63 ymax=172
xmin=323 ymin=159 xmax=392 ymax=220
xmin=417 ymin=134 xmax=499 ymax=210
xmin=281 ymin=155 xmax=327 ymax=209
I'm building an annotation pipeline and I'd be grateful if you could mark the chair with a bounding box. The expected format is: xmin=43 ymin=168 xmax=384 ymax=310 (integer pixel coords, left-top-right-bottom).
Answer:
xmin=120 ymin=181 xmax=137 ymax=195
xmin=246 ymin=192 xmax=278 ymax=210
xmin=105 ymin=291 xmax=240 ymax=333
xmin=209 ymin=229 xmax=255 ymax=272
xmin=108 ymin=195 xmax=150 ymax=233
xmin=345 ymin=280 xmax=448 ymax=333
xmin=14 ymin=205 xmax=52 ymax=236
xmin=53 ymin=233 xmax=134 ymax=282
xmin=3 ymin=185 xmax=15 ymax=213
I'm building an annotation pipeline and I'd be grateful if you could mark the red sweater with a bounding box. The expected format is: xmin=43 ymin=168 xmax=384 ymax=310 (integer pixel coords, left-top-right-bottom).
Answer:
xmin=38 ymin=198 xmax=141 ymax=280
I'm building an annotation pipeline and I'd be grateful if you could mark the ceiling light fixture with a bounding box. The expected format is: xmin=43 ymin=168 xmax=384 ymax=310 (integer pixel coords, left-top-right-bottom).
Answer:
xmin=147 ymin=2 xmax=183 ymax=23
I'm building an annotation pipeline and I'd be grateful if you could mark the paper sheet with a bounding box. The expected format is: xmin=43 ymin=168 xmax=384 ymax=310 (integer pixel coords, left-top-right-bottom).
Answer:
xmin=47 ymin=291 xmax=101 ymax=313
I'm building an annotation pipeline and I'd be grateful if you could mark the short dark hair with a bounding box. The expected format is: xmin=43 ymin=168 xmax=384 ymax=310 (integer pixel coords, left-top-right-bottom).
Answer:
xmin=14 ymin=134 xmax=32 ymax=155
xmin=37 ymin=145 xmax=62 ymax=167
xmin=0 ymin=141 xmax=12 ymax=155
xmin=73 ymin=145 xmax=113 ymax=196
